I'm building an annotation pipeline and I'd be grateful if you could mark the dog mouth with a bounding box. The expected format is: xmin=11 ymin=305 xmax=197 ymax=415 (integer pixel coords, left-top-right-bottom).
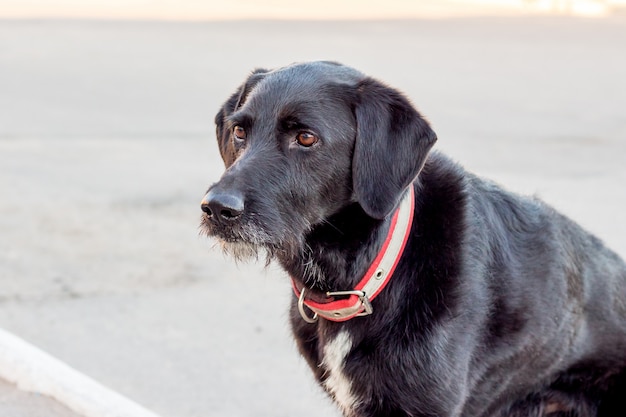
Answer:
xmin=200 ymin=213 xmax=296 ymax=261
xmin=200 ymin=213 xmax=259 ymax=243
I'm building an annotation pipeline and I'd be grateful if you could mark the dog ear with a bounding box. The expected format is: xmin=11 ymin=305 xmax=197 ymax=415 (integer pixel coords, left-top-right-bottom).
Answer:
xmin=215 ymin=68 xmax=268 ymax=165
xmin=353 ymin=78 xmax=437 ymax=219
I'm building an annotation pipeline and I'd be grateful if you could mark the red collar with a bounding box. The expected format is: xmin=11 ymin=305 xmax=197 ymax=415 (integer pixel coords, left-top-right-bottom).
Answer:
xmin=291 ymin=185 xmax=415 ymax=323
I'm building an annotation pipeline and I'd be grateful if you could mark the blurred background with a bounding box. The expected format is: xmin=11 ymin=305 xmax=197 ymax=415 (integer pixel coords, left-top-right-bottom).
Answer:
xmin=2 ymin=0 xmax=626 ymax=19
xmin=0 ymin=1 xmax=625 ymax=416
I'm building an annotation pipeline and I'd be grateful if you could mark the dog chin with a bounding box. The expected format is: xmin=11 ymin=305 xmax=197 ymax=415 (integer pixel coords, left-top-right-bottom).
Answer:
xmin=219 ymin=240 xmax=265 ymax=262
xmin=201 ymin=215 xmax=303 ymax=263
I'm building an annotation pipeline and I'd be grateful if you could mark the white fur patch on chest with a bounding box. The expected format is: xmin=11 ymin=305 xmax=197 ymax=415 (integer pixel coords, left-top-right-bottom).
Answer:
xmin=321 ymin=330 xmax=360 ymax=416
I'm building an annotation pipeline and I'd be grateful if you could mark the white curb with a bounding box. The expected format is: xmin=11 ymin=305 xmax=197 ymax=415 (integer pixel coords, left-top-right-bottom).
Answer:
xmin=0 ymin=327 xmax=162 ymax=417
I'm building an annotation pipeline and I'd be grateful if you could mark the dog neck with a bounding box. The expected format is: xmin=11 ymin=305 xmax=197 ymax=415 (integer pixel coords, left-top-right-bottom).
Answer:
xmin=286 ymin=186 xmax=415 ymax=322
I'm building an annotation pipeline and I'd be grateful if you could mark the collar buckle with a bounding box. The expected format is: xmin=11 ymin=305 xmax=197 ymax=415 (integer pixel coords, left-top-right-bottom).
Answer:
xmin=326 ymin=290 xmax=373 ymax=316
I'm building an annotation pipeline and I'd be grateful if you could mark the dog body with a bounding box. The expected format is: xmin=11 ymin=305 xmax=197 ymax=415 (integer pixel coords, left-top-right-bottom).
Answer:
xmin=201 ymin=61 xmax=626 ymax=416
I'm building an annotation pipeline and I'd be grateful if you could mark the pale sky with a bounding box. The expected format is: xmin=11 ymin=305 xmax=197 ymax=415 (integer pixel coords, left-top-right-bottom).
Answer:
xmin=0 ymin=0 xmax=624 ymax=20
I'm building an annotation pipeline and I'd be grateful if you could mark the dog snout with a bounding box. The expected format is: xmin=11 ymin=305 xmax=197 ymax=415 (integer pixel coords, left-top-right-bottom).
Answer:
xmin=201 ymin=189 xmax=245 ymax=222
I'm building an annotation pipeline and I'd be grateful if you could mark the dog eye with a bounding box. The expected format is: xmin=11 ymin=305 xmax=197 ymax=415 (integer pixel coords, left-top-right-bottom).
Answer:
xmin=233 ymin=126 xmax=247 ymax=141
xmin=296 ymin=132 xmax=318 ymax=147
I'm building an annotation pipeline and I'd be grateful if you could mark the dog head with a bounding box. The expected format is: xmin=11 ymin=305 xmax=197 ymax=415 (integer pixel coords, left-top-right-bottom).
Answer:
xmin=201 ymin=61 xmax=436 ymax=260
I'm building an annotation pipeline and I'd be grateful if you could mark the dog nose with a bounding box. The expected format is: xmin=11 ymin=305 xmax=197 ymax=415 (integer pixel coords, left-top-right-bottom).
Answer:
xmin=201 ymin=189 xmax=245 ymax=221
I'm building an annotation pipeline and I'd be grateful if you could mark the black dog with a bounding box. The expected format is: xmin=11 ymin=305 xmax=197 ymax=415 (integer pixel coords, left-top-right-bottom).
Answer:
xmin=201 ymin=61 xmax=626 ymax=417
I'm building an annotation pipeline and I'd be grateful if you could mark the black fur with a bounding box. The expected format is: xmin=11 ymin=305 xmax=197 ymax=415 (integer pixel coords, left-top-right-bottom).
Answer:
xmin=201 ymin=61 xmax=626 ymax=417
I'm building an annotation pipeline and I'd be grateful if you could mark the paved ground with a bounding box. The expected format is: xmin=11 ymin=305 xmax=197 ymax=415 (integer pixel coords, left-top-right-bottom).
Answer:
xmin=0 ymin=17 xmax=625 ymax=417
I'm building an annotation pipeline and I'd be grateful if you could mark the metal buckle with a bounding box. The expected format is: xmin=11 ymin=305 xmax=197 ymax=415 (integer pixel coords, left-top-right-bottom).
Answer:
xmin=297 ymin=288 xmax=319 ymax=323
xmin=326 ymin=290 xmax=374 ymax=316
